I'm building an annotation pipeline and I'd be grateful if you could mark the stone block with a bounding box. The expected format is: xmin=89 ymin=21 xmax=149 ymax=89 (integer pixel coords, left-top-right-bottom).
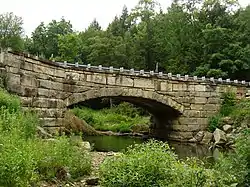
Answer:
xmin=173 ymin=83 xmax=187 ymax=91
xmin=38 ymin=88 xmax=49 ymax=97
xmin=134 ymin=78 xmax=154 ymax=89
xmin=195 ymin=84 xmax=206 ymax=92
xmin=117 ymin=76 xmax=133 ymax=87
xmin=20 ymin=74 xmax=37 ymax=87
xmin=20 ymin=61 xmax=33 ymax=71
xmin=207 ymin=97 xmax=220 ymax=104
xmin=87 ymin=74 xmax=106 ymax=84
xmin=203 ymin=104 xmax=219 ymax=111
xmin=160 ymin=81 xmax=172 ymax=91
xmin=187 ymin=84 xmax=195 ymax=91
xmin=107 ymin=76 xmax=116 ymax=85
xmin=6 ymin=66 xmax=19 ymax=74
xmin=183 ymin=110 xmax=201 ymax=117
xmin=54 ymin=69 xmax=66 ymax=78
xmin=20 ymin=97 xmax=33 ymax=107
xmin=39 ymin=79 xmax=64 ymax=91
xmin=190 ymin=104 xmax=204 ymax=110
xmin=194 ymin=97 xmax=207 ymax=104
xmin=20 ymin=87 xmax=38 ymax=97
xmin=33 ymin=64 xmax=55 ymax=76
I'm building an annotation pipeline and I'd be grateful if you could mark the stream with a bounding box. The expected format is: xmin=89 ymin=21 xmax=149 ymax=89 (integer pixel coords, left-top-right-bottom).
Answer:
xmin=83 ymin=135 xmax=213 ymax=160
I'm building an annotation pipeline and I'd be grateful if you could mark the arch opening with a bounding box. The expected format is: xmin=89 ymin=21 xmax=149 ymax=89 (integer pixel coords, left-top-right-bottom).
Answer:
xmin=67 ymin=95 xmax=182 ymax=140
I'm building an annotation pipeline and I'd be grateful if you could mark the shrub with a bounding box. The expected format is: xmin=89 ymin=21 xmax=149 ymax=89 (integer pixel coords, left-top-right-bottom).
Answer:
xmin=214 ymin=132 xmax=250 ymax=186
xmin=0 ymin=89 xmax=92 ymax=186
xmin=230 ymin=99 xmax=250 ymax=127
xmin=100 ymin=140 xmax=233 ymax=187
xmin=208 ymin=114 xmax=223 ymax=132
xmin=220 ymin=91 xmax=237 ymax=116
xmin=37 ymin=136 xmax=91 ymax=180
xmin=0 ymin=88 xmax=20 ymax=112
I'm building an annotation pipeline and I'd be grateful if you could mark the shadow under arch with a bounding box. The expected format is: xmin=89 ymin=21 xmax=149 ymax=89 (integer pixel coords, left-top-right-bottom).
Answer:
xmin=65 ymin=88 xmax=184 ymax=139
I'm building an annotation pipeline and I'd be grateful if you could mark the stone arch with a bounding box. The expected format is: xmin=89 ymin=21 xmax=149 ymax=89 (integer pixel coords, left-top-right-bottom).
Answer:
xmin=64 ymin=87 xmax=184 ymax=114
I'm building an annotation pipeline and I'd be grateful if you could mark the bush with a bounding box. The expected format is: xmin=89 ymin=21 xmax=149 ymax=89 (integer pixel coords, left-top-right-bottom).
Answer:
xmin=208 ymin=91 xmax=237 ymax=131
xmin=0 ymin=88 xmax=20 ymax=112
xmin=0 ymin=89 xmax=92 ymax=186
xmin=214 ymin=132 xmax=250 ymax=186
xmin=100 ymin=140 xmax=233 ymax=187
xmin=230 ymin=99 xmax=250 ymax=127
xmin=208 ymin=114 xmax=223 ymax=132
xmin=37 ymin=137 xmax=91 ymax=180
xmin=220 ymin=91 xmax=237 ymax=116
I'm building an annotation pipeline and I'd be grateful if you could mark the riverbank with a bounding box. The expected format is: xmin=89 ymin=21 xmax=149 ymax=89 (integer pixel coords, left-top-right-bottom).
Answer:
xmin=39 ymin=152 xmax=113 ymax=187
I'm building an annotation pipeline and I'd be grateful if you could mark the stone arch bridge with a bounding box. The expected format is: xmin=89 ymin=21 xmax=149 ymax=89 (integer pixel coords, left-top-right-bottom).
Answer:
xmin=0 ymin=51 xmax=249 ymax=141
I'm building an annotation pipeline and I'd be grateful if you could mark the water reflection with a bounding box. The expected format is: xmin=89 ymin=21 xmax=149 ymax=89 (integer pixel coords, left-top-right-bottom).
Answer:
xmin=83 ymin=135 xmax=213 ymax=159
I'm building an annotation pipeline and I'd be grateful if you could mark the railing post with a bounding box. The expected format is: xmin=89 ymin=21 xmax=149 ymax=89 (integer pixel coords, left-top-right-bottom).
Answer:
xmin=140 ymin=70 xmax=144 ymax=75
xmin=130 ymin=68 xmax=135 ymax=74
xmin=64 ymin=61 xmax=67 ymax=67
xmin=98 ymin=65 xmax=102 ymax=70
xmin=234 ymin=80 xmax=238 ymax=84
xmin=75 ymin=62 xmax=79 ymax=67
xmin=109 ymin=66 xmax=114 ymax=73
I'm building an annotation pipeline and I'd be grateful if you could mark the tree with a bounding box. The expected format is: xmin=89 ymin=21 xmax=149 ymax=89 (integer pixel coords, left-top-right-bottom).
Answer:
xmin=30 ymin=18 xmax=73 ymax=58
xmin=0 ymin=12 xmax=24 ymax=51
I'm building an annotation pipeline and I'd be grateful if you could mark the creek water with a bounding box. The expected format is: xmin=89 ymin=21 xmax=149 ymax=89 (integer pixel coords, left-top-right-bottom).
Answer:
xmin=83 ymin=135 xmax=213 ymax=160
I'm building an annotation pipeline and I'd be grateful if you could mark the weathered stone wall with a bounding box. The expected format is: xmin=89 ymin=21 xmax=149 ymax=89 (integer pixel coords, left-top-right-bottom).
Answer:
xmin=1 ymin=51 xmax=250 ymax=141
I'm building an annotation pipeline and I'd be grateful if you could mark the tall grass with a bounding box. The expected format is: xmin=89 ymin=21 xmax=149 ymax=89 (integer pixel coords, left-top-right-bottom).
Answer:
xmin=71 ymin=102 xmax=150 ymax=133
xmin=0 ymin=89 xmax=91 ymax=186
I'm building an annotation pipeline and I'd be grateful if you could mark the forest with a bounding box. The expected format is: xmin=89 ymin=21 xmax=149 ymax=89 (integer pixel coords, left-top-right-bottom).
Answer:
xmin=0 ymin=0 xmax=250 ymax=81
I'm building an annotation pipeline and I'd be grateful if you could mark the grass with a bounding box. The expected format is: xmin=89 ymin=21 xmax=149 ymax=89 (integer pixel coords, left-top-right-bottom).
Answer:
xmin=71 ymin=102 xmax=150 ymax=133
xmin=0 ymin=89 xmax=92 ymax=186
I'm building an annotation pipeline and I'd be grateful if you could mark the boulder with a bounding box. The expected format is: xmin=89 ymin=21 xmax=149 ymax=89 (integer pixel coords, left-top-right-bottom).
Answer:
xmin=86 ymin=177 xmax=99 ymax=185
xmin=222 ymin=117 xmax=233 ymax=125
xmin=223 ymin=125 xmax=233 ymax=133
xmin=79 ymin=141 xmax=91 ymax=151
xmin=36 ymin=126 xmax=53 ymax=138
xmin=201 ymin=131 xmax=213 ymax=144
xmin=213 ymin=128 xmax=227 ymax=145
xmin=194 ymin=131 xmax=205 ymax=142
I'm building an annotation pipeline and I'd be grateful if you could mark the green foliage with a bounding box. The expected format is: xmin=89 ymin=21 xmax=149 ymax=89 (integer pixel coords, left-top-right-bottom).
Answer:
xmin=220 ymin=91 xmax=237 ymax=116
xmin=208 ymin=91 xmax=237 ymax=131
xmin=230 ymin=99 xmax=250 ymax=126
xmin=0 ymin=88 xmax=20 ymax=112
xmin=0 ymin=12 xmax=24 ymax=51
xmin=71 ymin=103 xmax=150 ymax=133
xmin=0 ymin=89 xmax=91 ymax=186
xmin=36 ymin=136 xmax=91 ymax=180
xmin=100 ymin=140 xmax=236 ymax=187
xmin=208 ymin=114 xmax=223 ymax=132
xmin=214 ymin=133 xmax=250 ymax=186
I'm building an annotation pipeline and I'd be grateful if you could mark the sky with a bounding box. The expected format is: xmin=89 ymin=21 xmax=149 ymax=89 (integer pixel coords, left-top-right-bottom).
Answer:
xmin=0 ymin=0 xmax=249 ymax=36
